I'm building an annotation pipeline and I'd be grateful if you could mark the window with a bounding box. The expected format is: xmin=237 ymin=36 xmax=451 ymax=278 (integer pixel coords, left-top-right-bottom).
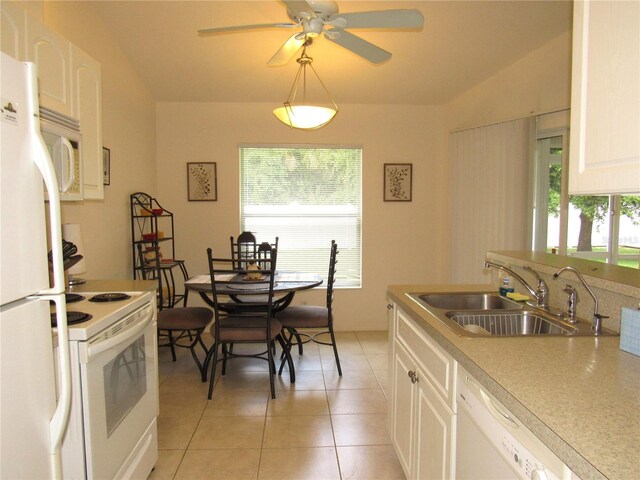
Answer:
xmin=240 ymin=146 xmax=362 ymax=287
xmin=533 ymin=129 xmax=640 ymax=268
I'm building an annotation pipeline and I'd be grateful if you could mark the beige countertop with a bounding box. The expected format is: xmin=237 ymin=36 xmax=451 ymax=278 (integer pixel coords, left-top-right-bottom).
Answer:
xmin=388 ymin=284 xmax=640 ymax=480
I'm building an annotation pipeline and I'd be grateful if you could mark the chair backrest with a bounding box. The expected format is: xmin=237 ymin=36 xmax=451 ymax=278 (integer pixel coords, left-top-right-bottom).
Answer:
xmin=207 ymin=248 xmax=278 ymax=322
xmin=230 ymin=232 xmax=257 ymax=270
xmin=327 ymin=240 xmax=339 ymax=310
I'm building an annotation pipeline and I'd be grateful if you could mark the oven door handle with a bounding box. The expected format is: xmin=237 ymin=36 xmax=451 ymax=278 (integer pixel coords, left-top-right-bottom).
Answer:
xmin=86 ymin=304 xmax=154 ymax=359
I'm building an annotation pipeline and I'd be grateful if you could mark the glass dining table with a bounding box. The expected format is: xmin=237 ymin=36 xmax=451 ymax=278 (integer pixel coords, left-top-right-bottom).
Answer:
xmin=184 ymin=271 xmax=323 ymax=312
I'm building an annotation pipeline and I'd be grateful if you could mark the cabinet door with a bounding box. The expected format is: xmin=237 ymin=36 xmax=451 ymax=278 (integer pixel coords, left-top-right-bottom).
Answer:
xmin=25 ymin=16 xmax=72 ymax=116
xmin=569 ymin=0 xmax=640 ymax=194
xmin=391 ymin=341 xmax=417 ymax=479
xmin=1 ymin=1 xmax=26 ymax=59
xmin=414 ymin=376 xmax=455 ymax=480
xmin=71 ymin=44 xmax=103 ymax=199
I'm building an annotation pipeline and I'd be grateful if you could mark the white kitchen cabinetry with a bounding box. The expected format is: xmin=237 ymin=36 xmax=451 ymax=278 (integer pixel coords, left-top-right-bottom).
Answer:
xmin=25 ymin=14 xmax=72 ymax=116
xmin=1 ymin=1 xmax=104 ymax=200
xmin=71 ymin=44 xmax=103 ymax=200
xmin=0 ymin=0 xmax=26 ymax=59
xmin=569 ymin=0 xmax=640 ymax=194
xmin=389 ymin=303 xmax=457 ymax=479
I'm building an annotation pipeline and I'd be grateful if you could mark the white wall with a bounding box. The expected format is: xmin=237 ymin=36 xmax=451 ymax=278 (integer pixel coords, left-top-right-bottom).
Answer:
xmin=445 ymin=31 xmax=572 ymax=131
xmin=42 ymin=1 xmax=157 ymax=280
xmin=155 ymin=102 xmax=449 ymax=330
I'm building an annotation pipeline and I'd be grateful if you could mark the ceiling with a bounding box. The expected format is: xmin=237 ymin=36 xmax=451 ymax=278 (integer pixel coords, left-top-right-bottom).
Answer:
xmin=89 ymin=0 xmax=573 ymax=105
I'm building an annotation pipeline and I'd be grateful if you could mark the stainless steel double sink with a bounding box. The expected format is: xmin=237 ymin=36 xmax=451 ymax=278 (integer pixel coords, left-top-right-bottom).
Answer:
xmin=407 ymin=292 xmax=617 ymax=337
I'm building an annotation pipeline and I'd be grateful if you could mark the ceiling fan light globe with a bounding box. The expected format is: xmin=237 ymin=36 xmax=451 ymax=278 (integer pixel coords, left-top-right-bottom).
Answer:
xmin=273 ymin=104 xmax=337 ymax=130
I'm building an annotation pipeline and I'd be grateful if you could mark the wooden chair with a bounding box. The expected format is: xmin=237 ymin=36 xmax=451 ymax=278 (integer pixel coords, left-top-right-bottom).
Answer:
xmin=277 ymin=240 xmax=342 ymax=375
xmin=202 ymin=248 xmax=295 ymax=399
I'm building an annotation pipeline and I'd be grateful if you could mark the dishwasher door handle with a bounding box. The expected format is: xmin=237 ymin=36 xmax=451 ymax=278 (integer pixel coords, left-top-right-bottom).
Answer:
xmin=479 ymin=389 xmax=518 ymax=429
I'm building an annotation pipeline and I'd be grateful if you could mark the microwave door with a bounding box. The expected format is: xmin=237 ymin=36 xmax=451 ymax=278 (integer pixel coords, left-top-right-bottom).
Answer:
xmin=42 ymin=131 xmax=82 ymax=200
xmin=42 ymin=131 xmax=73 ymax=192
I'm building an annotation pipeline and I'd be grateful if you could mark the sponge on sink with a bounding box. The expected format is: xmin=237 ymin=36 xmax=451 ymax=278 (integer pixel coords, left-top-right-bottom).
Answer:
xmin=506 ymin=292 xmax=530 ymax=302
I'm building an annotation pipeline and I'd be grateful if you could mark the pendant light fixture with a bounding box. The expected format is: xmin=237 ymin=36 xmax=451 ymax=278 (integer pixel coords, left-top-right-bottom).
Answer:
xmin=273 ymin=39 xmax=338 ymax=130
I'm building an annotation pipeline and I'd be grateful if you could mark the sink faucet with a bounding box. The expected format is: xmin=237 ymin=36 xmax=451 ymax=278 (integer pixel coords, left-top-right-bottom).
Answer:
xmin=553 ymin=266 xmax=608 ymax=335
xmin=520 ymin=265 xmax=550 ymax=308
xmin=484 ymin=261 xmax=541 ymax=305
xmin=562 ymin=284 xmax=578 ymax=323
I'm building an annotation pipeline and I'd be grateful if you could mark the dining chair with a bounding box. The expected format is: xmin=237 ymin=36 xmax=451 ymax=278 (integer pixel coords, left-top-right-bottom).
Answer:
xmin=140 ymin=241 xmax=212 ymax=376
xmin=202 ymin=248 xmax=295 ymax=399
xmin=277 ymin=240 xmax=342 ymax=375
xmin=157 ymin=306 xmax=212 ymax=377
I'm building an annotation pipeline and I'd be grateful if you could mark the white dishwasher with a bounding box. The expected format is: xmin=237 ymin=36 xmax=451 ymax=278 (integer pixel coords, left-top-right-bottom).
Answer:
xmin=456 ymin=367 xmax=572 ymax=480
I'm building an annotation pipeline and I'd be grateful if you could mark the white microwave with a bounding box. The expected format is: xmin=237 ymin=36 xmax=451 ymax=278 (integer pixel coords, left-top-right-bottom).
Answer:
xmin=40 ymin=108 xmax=83 ymax=201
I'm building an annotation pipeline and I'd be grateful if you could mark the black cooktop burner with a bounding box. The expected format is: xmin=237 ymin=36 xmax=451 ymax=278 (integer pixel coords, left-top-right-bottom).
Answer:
xmin=66 ymin=293 xmax=85 ymax=303
xmin=89 ymin=292 xmax=131 ymax=303
xmin=51 ymin=311 xmax=93 ymax=327
xmin=49 ymin=293 xmax=85 ymax=306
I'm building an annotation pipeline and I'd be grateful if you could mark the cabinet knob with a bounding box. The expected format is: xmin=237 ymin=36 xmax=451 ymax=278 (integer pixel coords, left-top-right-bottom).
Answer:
xmin=407 ymin=370 xmax=418 ymax=383
xmin=386 ymin=303 xmax=393 ymax=310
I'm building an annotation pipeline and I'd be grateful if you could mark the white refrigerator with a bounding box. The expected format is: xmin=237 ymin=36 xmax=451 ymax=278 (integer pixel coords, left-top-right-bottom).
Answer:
xmin=0 ymin=52 xmax=72 ymax=479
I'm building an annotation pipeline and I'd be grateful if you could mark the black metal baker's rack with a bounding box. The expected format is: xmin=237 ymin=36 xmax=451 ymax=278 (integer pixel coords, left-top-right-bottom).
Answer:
xmin=130 ymin=192 xmax=188 ymax=309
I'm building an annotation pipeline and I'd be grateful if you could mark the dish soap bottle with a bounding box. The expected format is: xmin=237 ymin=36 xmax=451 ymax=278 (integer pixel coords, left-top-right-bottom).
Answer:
xmin=499 ymin=276 xmax=514 ymax=297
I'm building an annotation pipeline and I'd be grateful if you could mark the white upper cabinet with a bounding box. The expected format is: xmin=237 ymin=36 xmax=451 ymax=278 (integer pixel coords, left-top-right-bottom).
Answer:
xmin=0 ymin=1 xmax=26 ymax=60
xmin=71 ymin=45 xmax=103 ymax=200
xmin=25 ymin=15 xmax=72 ymax=117
xmin=2 ymin=1 xmax=105 ymax=201
xmin=569 ymin=0 xmax=640 ymax=194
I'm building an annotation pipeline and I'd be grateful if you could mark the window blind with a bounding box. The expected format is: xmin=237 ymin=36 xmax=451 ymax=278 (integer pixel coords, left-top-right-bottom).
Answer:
xmin=240 ymin=146 xmax=362 ymax=288
xmin=449 ymin=118 xmax=532 ymax=283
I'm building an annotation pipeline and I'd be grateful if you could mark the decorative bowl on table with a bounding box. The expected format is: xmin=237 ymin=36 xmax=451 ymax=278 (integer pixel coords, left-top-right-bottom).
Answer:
xmin=152 ymin=208 xmax=164 ymax=215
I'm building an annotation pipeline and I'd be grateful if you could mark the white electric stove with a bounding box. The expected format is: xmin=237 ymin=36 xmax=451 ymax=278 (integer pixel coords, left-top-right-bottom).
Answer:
xmin=52 ymin=290 xmax=159 ymax=479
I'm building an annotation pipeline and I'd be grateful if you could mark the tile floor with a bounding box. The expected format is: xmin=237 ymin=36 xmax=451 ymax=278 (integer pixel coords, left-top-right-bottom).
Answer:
xmin=149 ymin=330 xmax=406 ymax=480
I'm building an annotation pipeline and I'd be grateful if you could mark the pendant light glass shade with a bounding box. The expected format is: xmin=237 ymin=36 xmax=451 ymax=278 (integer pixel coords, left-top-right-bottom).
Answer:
xmin=273 ymin=104 xmax=337 ymax=130
xmin=273 ymin=43 xmax=338 ymax=130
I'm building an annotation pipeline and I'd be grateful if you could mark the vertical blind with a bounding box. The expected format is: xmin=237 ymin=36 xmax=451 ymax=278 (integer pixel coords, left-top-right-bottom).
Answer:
xmin=240 ymin=146 xmax=362 ymax=287
xmin=449 ymin=118 xmax=532 ymax=283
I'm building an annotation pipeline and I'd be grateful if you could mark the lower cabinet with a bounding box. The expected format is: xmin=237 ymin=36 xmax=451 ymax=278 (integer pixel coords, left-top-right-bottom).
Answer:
xmin=414 ymin=369 xmax=455 ymax=479
xmin=389 ymin=303 xmax=456 ymax=480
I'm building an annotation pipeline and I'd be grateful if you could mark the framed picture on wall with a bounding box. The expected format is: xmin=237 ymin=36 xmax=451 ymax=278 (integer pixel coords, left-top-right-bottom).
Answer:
xmin=103 ymin=147 xmax=110 ymax=185
xmin=384 ymin=163 xmax=412 ymax=201
xmin=187 ymin=162 xmax=217 ymax=201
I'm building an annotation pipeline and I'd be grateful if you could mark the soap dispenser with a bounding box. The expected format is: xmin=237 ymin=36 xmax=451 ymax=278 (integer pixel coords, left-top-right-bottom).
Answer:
xmin=499 ymin=276 xmax=514 ymax=297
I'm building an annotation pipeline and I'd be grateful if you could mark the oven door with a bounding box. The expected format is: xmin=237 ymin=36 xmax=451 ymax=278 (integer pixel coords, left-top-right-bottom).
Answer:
xmin=78 ymin=302 xmax=158 ymax=480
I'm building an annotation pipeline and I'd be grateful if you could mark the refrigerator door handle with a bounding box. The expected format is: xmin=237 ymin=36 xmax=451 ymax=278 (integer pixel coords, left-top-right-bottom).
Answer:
xmin=25 ymin=62 xmax=72 ymax=480
xmin=47 ymin=294 xmax=72 ymax=480
xmin=26 ymin=66 xmax=65 ymax=296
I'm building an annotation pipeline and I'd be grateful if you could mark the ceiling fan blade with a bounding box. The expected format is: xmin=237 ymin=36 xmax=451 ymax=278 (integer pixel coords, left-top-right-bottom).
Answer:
xmin=198 ymin=23 xmax=296 ymax=35
xmin=324 ymin=29 xmax=391 ymax=64
xmin=268 ymin=34 xmax=306 ymax=66
xmin=330 ymin=9 xmax=424 ymax=29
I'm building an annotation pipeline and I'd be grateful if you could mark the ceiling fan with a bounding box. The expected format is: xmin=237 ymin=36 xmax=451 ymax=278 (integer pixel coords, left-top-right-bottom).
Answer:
xmin=198 ymin=0 xmax=424 ymax=65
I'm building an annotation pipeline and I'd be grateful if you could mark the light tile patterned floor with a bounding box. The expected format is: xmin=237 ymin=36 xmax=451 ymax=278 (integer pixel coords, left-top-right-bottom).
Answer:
xmin=149 ymin=330 xmax=406 ymax=480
